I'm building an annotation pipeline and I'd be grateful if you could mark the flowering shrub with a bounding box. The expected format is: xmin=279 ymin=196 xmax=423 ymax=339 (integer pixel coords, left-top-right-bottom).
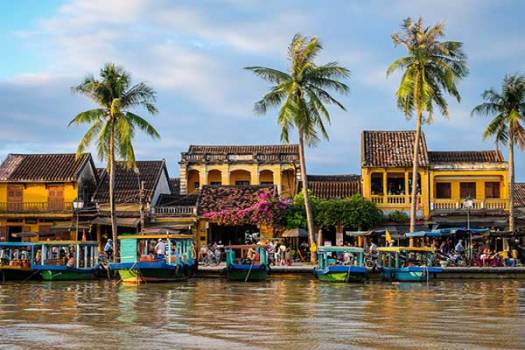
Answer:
xmin=203 ymin=191 xmax=290 ymax=225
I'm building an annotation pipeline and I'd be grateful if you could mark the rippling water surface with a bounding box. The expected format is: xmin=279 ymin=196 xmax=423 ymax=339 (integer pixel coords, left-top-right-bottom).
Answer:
xmin=1 ymin=278 xmax=524 ymax=349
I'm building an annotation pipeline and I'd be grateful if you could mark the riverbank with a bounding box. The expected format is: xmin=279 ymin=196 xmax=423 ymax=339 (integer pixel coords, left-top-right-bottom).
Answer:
xmin=197 ymin=263 xmax=525 ymax=279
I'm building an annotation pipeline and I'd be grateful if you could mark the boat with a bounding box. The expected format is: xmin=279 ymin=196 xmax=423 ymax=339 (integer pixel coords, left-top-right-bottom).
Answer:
xmin=0 ymin=242 xmax=37 ymax=281
xmin=109 ymin=233 xmax=195 ymax=284
xmin=314 ymin=246 xmax=368 ymax=282
xmin=32 ymin=241 xmax=100 ymax=281
xmin=225 ymin=244 xmax=269 ymax=282
xmin=377 ymin=246 xmax=443 ymax=282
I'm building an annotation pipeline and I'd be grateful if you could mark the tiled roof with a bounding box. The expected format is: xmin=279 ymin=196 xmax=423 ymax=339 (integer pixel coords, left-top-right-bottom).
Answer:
xmin=197 ymin=185 xmax=276 ymax=215
xmin=362 ymin=130 xmax=428 ymax=167
xmin=169 ymin=178 xmax=180 ymax=195
xmin=515 ymin=183 xmax=525 ymax=207
xmin=93 ymin=160 xmax=167 ymax=204
xmin=187 ymin=144 xmax=298 ymax=154
xmin=156 ymin=193 xmax=199 ymax=207
xmin=428 ymin=151 xmax=504 ymax=163
xmin=307 ymin=175 xmax=362 ymax=199
xmin=0 ymin=153 xmax=92 ymax=182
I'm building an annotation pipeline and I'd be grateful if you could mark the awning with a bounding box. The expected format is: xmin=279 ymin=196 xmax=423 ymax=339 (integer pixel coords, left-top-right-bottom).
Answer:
xmin=282 ymin=228 xmax=308 ymax=238
xmin=141 ymin=228 xmax=187 ymax=235
xmin=51 ymin=222 xmax=91 ymax=230
xmin=406 ymin=227 xmax=490 ymax=238
xmin=91 ymin=217 xmax=140 ymax=227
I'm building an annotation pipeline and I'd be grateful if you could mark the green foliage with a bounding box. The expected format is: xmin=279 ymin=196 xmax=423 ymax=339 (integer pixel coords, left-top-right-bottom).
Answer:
xmin=386 ymin=210 xmax=409 ymax=224
xmin=284 ymin=194 xmax=383 ymax=231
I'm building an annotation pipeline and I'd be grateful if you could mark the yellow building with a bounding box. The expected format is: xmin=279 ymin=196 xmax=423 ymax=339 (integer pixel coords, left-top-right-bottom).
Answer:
xmin=0 ymin=153 xmax=98 ymax=241
xmin=361 ymin=131 xmax=509 ymax=227
xmin=179 ymin=144 xmax=300 ymax=196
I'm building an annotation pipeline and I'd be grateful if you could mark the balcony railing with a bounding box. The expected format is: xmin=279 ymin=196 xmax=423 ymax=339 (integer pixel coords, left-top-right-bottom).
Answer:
xmin=431 ymin=198 xmax=507 ymax=211
xmin=181 ymin=152 xmax=299 ymax=163
xmin=0 ymin=201 xmax=73 ymax=213
xmin=153 ymin=206 xmax=196 ymax=216
xmin=370 ymin=195 xmax=422 ymax=206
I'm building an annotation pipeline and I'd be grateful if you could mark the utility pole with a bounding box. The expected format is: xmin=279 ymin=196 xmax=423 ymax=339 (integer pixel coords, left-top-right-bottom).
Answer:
xmin=139 ymin=180 xmax=145 ymax=233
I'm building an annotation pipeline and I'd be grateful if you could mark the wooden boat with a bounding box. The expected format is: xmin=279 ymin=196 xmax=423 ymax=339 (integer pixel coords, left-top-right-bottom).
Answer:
xmin=0 ymin=242 xmax=37 ymax=281
xmin=377 ymin=247 xmax=443 ymax=282
xmin=314 ymin=246 xmax=368 ymax=282
xmin=109 ymin=234 xmax=194 ymax=284
xmin=225 ymin=244 xmax=269 ymax=282
xmin=32 ymin=241 xmax=99 ymax=281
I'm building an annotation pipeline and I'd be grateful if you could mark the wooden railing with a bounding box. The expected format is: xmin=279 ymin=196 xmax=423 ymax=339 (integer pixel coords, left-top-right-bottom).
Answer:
xmin=370 ymin=195 xmax=421 ymax=206
xmin=431 ymin=198 xmax=507 ymax=211
xmin=0 ymin=201 xmax=73 ymax=213
xmin=153 ymin=206 xmax=196 ymax=216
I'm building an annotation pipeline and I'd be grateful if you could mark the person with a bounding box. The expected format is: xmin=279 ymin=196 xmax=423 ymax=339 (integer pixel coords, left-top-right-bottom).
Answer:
xmin=279 ymin=243 xmax=287 ymax=266
xmin=343 ymin=251 xmax=352 ymax=265
xmin=66 ymin=252 xmax=76 ymax=268
xmin=247 ymin=246 xmax=256 ymax=262
xmin=35 ymin=249 xmax=41 ymax=264
xmin=104 ymin=239 xmax=113 ymax=260
xmin=155 ymin=239 xmax=167 ymax=259
xmin=266 ymin=241 xmax=275 ymax=266
xmin=455 ymin=240 xmax=465 ymax=256
xmin=285 ymin=247 xmax=292 ymax=266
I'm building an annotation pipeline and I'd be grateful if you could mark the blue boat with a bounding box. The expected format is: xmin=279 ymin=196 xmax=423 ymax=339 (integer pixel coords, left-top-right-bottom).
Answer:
xmin=225 ymin=245 xmax=269 ymax=281
xmin=32 ymin=241 xmax=100 ymax=281
xmin=378 ymin=247 xmax=443 ymax=282
xmin=314 ymin=246 xmax=368 ymax=282
xmin=109 ymin=233 xmax=194 ymax=284
xmin=0 ymin=242 xmax=37 ymax=281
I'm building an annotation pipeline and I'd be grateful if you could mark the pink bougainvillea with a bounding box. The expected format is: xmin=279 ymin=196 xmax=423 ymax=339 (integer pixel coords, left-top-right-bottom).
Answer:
xmin=203 ymin=192 xmax=290 ymax=225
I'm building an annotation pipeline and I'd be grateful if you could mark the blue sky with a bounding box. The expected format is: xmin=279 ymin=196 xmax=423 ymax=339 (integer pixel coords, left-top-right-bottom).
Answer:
xmin=0 ymin=0 xmax=524 ymax=180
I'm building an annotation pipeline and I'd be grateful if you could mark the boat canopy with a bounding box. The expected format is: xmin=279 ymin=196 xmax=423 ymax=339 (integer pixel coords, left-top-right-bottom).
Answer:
xmin=317 ymin=246 xmax=364 ymax=253
xmin=377 ymin=246 xmax=434 ymax=253
xmin=405 ymin=227 xmax=489 ymax=238
xmin=0 ymin=242 xmax=37 ymax=247
xmin=34 ymin=240 xmax=98 ymax=246
xmin=117 ymin=234 xmax=193 ymax=240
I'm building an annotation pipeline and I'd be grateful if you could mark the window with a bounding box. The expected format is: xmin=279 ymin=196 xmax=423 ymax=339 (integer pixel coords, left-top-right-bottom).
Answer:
xmin=387 ymin=173 xmax=405 ymax=195
xmin=436 ymin=183 xmax=451 ymax=199
xmin=408 ymin=173 xmax=422 ymax=195
xmin=371 ymin=173 xmax=383 ymax=195
xmin=485 ymin=182 xmax=500 ymax=198
xmin=460 ymin=182 xmax=476 ymax=199
xmin=235 ymin=181 xmax=249 ymax=186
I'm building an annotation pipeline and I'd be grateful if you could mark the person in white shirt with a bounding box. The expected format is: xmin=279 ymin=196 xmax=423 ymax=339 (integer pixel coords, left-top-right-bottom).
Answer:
xmin=155 ymin=239 xmax=166 ymax=259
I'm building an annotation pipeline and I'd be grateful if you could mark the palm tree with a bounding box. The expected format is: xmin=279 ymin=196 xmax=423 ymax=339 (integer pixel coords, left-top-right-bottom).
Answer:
xmin=246 ymin=34 xmax=350 ymax=263
xmin=472 ymin=74 xmax=525 ymax=233
xmin=69 ymin=63 xmax=160 ymax=260
xmin=387 ymin=17 xmax=468 ymax=233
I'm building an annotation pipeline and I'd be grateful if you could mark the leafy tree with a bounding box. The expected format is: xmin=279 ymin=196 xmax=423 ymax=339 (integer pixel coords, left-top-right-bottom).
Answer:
xmin=69 ymin=63 xmax=159 ymax=259
xmin=387 ymin=17 xmax=468 ymax=233
xmin=472 ymin=74 xmax=525 ymax=232
xmin=246 ymin=34 xmax=350 ymax=262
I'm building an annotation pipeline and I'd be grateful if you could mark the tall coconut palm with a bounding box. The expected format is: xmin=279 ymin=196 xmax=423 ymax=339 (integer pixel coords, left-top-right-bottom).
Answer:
xmin=472 ymin=74 xmax=525 ymax=233
xmin=387 ymin=17 xmax=468 ymax=233
xmin=69 ymin=63 xmax=160 ymax=260
xmin=246 ymin=34 xmax=350 ymax=263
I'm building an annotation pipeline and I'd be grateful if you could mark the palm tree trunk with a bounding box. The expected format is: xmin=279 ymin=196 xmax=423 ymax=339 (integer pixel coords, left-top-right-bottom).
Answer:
xmin=109 ymin=122 xmax=118 ymax=262
xmin=508 ymin=135 xmax=515 ymax=233
xmin=409 ymin=111 xmax=423 ymax=237
xmin=298 ymin=133 xmax=316 ymax=264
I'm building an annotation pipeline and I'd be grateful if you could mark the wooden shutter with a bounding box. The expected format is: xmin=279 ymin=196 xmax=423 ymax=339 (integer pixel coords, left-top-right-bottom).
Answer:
xmin=460 ymin=182 xmax=476 ymax=199
xmin=485 ymin=182 xmax=500 ymax=199
xmin=7 ymin=185 xmax=23 ymax=211
xmin=436 ymin=183 xmax=451 ymax=199
xmin=48 ymin=185 xmax=64 ymax=210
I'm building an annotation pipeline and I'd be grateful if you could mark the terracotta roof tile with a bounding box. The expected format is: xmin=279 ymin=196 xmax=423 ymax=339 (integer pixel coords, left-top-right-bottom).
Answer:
xmin=362 ymin=131 xmax=428 ymax=168
xmin=307 ymin=175 xmax=361 ymax=199
xmin=0 ymin=153 xmax=91 ymax=182
xmin=428 ymin=151 xmax=504 ymax=163
xmin=197 ymin=185 xmax=276 ymax=215
xmin=157 ymin=193 xmax=199 ymax=207
xmin=93 ymin=161 xmax=166 ymax=204
xmin=188 ymin=144 xmax=298 ymax=154
xmin=515 ymin=183 xmax=525 ymax=207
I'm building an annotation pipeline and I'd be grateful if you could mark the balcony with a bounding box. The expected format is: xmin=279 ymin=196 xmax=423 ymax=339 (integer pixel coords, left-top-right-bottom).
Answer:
xmin=431 ymin=198 xmax=507 ymax=212
xmin=0 ymin=201 xmax=73 ymax=213
xmin=153 ymin=206 xmax=197 ymax=216
xmin=370 ymin=195 xmax=422 ymax=207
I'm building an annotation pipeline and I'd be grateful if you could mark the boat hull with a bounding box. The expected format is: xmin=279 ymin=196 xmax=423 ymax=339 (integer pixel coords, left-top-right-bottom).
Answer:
xmin=225 ymin=264 xmax=268 ymax=282
xmin=0 ymin=267 xmax=36 ymax=281
xmin=314 ymin=266 xmax=368 ymax=283
xmin=382 ymin=267 xmax=443 ymax=282
xmin=40 ymin=270 xmax=96 ymax=281
xmin=110 ymin=261 xmax=193 ymax=284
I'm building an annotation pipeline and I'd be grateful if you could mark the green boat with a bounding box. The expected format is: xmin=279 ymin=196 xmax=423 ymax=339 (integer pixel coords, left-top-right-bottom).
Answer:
xmin=314 ymin=246 xmax=368 ymax=282
xmin=225 ymin=244 xmax=269 ymax=282
xmin=109 ymin=233 xmax=194 ymax=284
xmin=32 ymin=241 xmax=99 ymax=281
xmin=377 ymin=247 xmax=443 ymax=282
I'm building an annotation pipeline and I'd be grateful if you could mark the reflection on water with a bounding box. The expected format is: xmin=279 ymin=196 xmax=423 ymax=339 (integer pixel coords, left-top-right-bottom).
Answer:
xmin=1 ymin=278 xmax=524 ymax=349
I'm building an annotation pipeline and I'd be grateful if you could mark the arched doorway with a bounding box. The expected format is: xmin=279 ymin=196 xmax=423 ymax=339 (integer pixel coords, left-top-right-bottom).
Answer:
xmin=187 ymin=169 xmax=200 ymax=193
xmin=230 ymin=169 xmax=251 ymax=186
xmin=259 ymin=170 xmax=274 ymax=185
xmin=208 ymin=169 xmax=222 ymax=186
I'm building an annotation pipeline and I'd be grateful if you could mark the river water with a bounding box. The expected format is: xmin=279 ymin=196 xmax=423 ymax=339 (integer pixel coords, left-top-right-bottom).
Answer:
xmin=1 ymin=278 xmax=524 ymax=350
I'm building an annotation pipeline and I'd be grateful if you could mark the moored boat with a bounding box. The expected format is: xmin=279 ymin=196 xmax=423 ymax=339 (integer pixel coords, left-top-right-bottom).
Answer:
xmin=314 ymin=246 xmax=368 ymax=282
xmin=377 ymin=247 xmax=443 ymax=282
xmin=109 ymin=233 xmax=194 ymax=284
xmin=0 ymin=242 xmax=37 ymax=281
xmin=32 ymin=241 xmax=99 ymax=281
xmin=225 ymin=244 xmax=269 ymax=282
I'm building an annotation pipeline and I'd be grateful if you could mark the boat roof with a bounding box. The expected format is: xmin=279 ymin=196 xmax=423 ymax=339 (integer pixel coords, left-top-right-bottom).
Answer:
xmin=34 ymin=240 xmax=98 ymax=246
xmin=0 ymin=242 xmax=37 ymax=247
xmin=318 ymin=246 xmax=364 ymax=253
xmin=377 ymin=246 xmax=434 ymax=253
xmin=117 ymin=234 xmax=192 ymax=240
